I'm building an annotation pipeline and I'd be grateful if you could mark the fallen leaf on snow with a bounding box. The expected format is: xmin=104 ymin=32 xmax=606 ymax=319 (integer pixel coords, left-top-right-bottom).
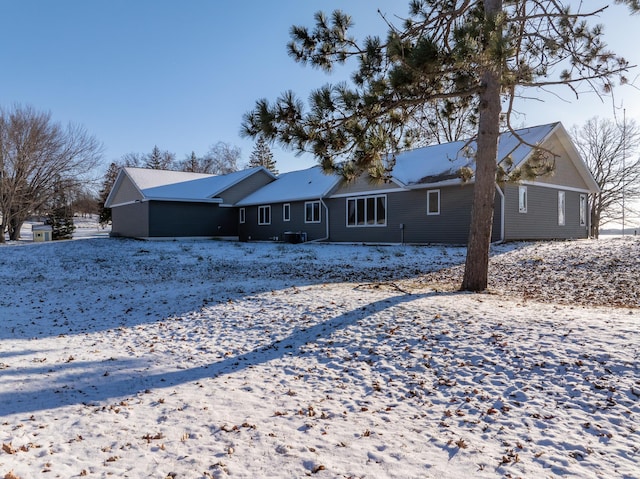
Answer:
xmin=2 ymin=443 xmax=16 ymax=455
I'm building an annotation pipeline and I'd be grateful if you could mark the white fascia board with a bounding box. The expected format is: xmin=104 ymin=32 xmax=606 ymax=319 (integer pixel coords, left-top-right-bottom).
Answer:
xmin=144 ymin=197 xmax=223 ymax=204
xmin=239 ymin=195 xmax=325 ymax=206
xmin=109 ymin=197 xmax=224 ymax=207
xmin=106 ymin=200 xmax=139 ymax=208
xmin=519 ymin=180 xmax=594 ymax=194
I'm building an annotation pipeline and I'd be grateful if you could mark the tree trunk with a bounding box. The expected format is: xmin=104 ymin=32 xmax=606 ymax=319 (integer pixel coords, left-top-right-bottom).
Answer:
xmin=590 ymin=208 xmax=599 ymax=239
xmin=8 ymin=217 xmax=22 ymax=241
xmin=589 ymin=193 xmax=601 ymax=239
xmin=461 ymin=0 xmax=502 ymax=292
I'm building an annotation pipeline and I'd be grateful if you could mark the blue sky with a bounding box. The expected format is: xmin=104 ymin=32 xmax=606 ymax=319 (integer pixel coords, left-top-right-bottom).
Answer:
xmin=1 ymin=1 xmax=638 ymax=174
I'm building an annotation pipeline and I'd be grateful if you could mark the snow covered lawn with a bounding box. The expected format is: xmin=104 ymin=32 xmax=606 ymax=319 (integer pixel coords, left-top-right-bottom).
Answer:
xmin=0 ymin=234 xmax=638 ymax=478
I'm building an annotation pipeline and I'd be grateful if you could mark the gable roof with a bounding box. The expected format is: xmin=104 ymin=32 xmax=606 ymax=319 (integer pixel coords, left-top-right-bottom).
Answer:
xmin=105 ymin=167 xmax=275 ymax=207
xmin=236 ymin=166 xmax=341 ymax=206
xmin=125 ymin=168 xmax=212 ymax=191
xmin=141 ymin=167 xmax=272 ymax=202
xmin=392 ymin=123 xmax=560 ymax=188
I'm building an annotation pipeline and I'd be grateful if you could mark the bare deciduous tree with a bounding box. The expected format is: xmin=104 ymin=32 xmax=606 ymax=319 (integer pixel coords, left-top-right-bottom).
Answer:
xmin=204 ymin=142 xmax=241 ymax=175
xmin=0 ymin=105 xmax=103 ymax=242
xmin=120 ymin=152 xmax=144 ymax=168
xmin=178 ymin=151 xmax=217 ymax=174
xmin=571 ymin=117 xmax=640 ymax=237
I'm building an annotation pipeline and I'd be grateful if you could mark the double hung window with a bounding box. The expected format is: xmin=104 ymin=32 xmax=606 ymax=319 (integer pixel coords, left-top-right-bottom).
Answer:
xmin=258 ymin=205 xmax=271 ymax=225
xmin=427 ymin=190 xmax=440 ymax=215
xmin=305 ymin=201 xmax=321 ymax=223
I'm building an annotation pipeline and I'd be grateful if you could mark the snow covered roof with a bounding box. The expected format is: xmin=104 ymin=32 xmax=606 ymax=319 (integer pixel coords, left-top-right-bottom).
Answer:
xmin=392 ymin=123 xmax=559 ymax=187
xmin=106 ymin=167 xmax=274 ymax=206
xmin=141 ymin=167 xmax=271 ymax=202
xmin=236 ymin=166 xmax=341 ymax=206
xmin=125 ymin=168 xmax=213 ymax=191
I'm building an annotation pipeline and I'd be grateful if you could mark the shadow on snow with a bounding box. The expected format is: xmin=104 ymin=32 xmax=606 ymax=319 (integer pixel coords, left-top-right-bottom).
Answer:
xmin=0 ymin=291 xmax=430 ymax=416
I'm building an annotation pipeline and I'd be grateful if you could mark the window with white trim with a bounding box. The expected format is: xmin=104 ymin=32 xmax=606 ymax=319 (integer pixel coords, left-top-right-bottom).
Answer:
xmin=346 ymin=195 xmax=386 ymax=226
xmin=427 ymin=190 xmax=440 ymax=215
xmin=239 ymin=208 xmax=245 ymax=224
xmin=305 ymin=201 xmax=321 ymax=223
xmin=518 ymin=186 xmax=527 ymax=213
xmin=579 ymin=194 xmax=587 ymax=227
xmin=558 ymin=191 xmax=565 ymax=226
xmin=283 ymin=203 xmax=291 ymax=222
xmin=258 ymin=205 xmax=271 ymax=225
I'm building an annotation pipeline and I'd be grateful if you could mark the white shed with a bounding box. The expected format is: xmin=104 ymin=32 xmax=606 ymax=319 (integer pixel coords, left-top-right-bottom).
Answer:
xmin=32 ymin=224 xmax=53 ymax=242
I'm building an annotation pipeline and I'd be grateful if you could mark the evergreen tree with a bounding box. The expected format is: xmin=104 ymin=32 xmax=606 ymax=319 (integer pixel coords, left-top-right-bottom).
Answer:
xmin=248 ymin=136 xmax=278 ymax=175
xmin=97 ymin=162 xmax=120 ymax=226
xmin=144 ymin=146 xmax=176 ymax=170
xmin=181 ymin=151 xmax=201 ymax=173
xmin=47 ymin=178 xmax=75 ymax=240
xmin=242 ymin=1 xmax=637 ymax=291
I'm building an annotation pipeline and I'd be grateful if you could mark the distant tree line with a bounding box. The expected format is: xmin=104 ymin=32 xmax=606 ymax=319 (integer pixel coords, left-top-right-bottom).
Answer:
xmin=0 ymin=104 xmax=280 ymax=239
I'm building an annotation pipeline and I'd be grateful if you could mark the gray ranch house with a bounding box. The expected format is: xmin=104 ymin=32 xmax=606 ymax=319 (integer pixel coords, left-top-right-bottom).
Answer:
xmin=105 ymin=166 xmax=275 ymax=238
xmin=325 ymin=122 xmax=598 ymax=243
xmin=235 ymin=166 xmax=341 ymax=242
xmin=106 ymin=122 xmax=598 ymax=244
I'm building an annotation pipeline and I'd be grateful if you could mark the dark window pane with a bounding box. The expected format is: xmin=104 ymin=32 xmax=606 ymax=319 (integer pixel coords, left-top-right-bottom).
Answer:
xmin=376 ymin=196 xmax=386 ymax=224
xmin=356 ymin=198 xmax=365 ymax=225
xmin=347 ymin=199 xmax=356 ymax=225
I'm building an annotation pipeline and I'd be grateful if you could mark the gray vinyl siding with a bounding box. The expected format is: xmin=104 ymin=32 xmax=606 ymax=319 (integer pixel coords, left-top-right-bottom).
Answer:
xmin=503 ymin=184 xmax=588 ymax=240
xmin=222 ymin=170 xmax=274 ymax=205
xmin=110 ymin=202 xmax=149 ymax=237
xmin=239 ymin=201 xmax=327 ymax=242
xmin=109 ymin=175 xmax=143 ymax=206
xmin=148 ymin=201 xmax=237 ymax=237
xmin=327 ymin=185 xmax=502 ymax=244
xmin=533 ymin=134 xmax=591 ymax=190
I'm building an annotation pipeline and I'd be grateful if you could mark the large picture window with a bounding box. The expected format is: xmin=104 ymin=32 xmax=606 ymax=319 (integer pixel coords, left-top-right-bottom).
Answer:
xmin=305 ymin=201 xmax=321 ymax=223
xmin=346 ymin=195 xmax=386 ymax=227
xmin=258 ymin=205 xmax=271 ymax=225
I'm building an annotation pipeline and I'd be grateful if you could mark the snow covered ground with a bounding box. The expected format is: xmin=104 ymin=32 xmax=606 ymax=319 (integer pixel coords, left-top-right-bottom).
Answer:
xmin=0 ymin=221 xmax=638 ymax=479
